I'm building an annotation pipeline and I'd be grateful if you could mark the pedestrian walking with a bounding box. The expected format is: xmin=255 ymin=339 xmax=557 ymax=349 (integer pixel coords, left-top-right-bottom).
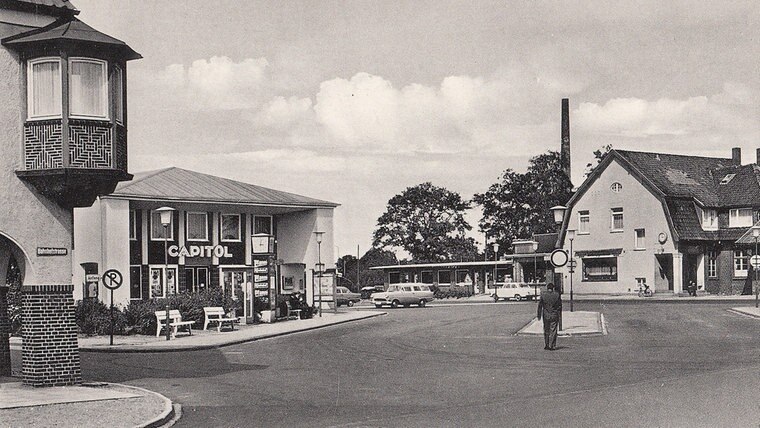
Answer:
xmin=537 ymin=282 xmax=563 ymax=350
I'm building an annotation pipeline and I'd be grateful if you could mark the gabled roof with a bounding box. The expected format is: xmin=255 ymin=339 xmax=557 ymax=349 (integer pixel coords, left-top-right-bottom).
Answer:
xmin=1 ymin=0 xmax=78 ymax=16
xmin=108 ymin=167 xmax=338 ymax=209
xmin=533 ymin=233 xmax=559 ymax=253
xmin=735 ymin=221 xmax=760 ymax=245
xmin=2 ymin=17 xmax=141 ymax=60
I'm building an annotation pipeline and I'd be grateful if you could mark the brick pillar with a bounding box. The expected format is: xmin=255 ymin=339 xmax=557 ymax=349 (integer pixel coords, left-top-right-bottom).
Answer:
xmin=21 ymin=284 xmax=81 ymax=387
xmin=0 ymin=286 xmax=10 ymax=377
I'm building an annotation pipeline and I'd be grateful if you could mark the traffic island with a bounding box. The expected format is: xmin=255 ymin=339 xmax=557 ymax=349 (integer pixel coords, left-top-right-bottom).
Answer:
xmin=516 ymin=310 xmax=606 ymax=336
xmin=728 ymin=306 xmax=760 ymax=319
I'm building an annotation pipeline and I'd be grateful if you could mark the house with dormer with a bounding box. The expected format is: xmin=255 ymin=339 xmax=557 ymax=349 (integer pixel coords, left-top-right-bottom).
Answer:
xmin=557 ymin=147 xmax=760 ymax=295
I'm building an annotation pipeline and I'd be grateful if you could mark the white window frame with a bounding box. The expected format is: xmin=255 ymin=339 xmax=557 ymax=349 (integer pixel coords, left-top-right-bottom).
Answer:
xmin=707 ymin=251 xmax=717 ymax=278
xmin=734 ymin=250 xmax=749 ymax=278
xmin=220 ymin=213 xmax=241 ymax=242
xmin=611 ymin=207 xmax=624 ymax=232
xmin=578 ymin=210 xmax=590 ymax=235
xmin=68 ymin=57 xmax=109 ymax=120
xmin=129 ymin=209 xmax=136 ymax=240
xmin=113 ymin=64 xmax=124 ymax=124
xmin=27 ymin=57 xmax=62 ymax=120
xmin=634 ymin=228 xmax=645 ymax=250
xmin=729 ymin=208 xmax=753 ymax=228
xmin=150 ymin=210 xmax=174 ymax=241
xmin=700 ymin=208 xmax=718 ymax=231
xmin=185 ymin=211 xmax=209 ymax=242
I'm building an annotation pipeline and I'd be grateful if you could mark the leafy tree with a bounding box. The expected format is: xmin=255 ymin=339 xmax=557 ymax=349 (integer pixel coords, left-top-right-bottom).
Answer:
xmin=584 ymin=144 xmax=612 ymax=177
xmin=359 ymin=247 xmax=398 ymax=287
xmin=373 ymin=182 xmax=476 ymax=262
xmin=474 ymin=150 xmax=573 ymax=252
xmin=336 ymin=254 xmax=359 ymax=291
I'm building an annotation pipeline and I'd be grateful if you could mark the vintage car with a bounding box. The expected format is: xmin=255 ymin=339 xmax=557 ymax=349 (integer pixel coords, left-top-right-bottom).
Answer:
xmin=492 ymin=282 xmax=542 ymax=302
xmin=335 ymin=286 xmax=361 ymax=307
xmin=360 ymin=285 xmax=385 ymax=300
xmin=372 ymin=283 xmax=435 ymax=308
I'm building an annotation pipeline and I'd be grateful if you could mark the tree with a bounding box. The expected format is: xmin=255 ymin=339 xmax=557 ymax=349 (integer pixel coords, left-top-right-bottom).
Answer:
xmin=373 ymin=182 xmax=477 ymax=262
xmin=358 ymin=247 xmax=398 ymax=287
xmin=584 ymin=144 xmax=612 ymax=177
xmin=474 ymin=150 xmax=573 ymax=252
xmin=336 ymin=254 xmax=359 ymax=291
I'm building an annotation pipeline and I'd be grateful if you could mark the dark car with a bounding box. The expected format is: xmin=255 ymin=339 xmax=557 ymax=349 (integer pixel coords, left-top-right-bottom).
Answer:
xmin=360 ymin=285 xmax=385 ymax=300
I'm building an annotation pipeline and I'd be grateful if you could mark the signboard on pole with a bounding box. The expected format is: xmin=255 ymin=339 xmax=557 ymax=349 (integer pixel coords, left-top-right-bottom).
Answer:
xmin=751 ymin=255 xmax=760 ymax=269
xmin=314 ymin=274 xmax=335 ymax=302
xmin=550 ymin=249 xmax=569 ymax=268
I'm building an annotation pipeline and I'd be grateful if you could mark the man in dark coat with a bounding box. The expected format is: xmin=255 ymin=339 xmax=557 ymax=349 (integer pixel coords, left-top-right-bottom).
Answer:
xmin=537 ymin=283 xmax=563 ymax=350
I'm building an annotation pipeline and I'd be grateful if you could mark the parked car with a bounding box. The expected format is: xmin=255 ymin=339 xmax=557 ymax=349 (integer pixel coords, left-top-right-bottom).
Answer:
xmin=335 ymin=286 xmax=361 ymax=307
xmin=372 ymin=283 xmax=435 ymax=308
xmin=360 ymin=285 xmax=385 ymax=299
xmin=492 ymin=282 xmax=542 ymax=302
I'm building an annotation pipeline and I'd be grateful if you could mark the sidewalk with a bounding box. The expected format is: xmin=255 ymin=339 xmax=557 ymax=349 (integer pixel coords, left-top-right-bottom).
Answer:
xmin=728 ymin=306 xmax=760 ymax=318
xmin=516 ymin=310 xmax=606 ymax=336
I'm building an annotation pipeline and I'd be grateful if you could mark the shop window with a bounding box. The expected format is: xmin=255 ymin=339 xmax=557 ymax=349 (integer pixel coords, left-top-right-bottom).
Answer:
xmin=254 ymin=215 xmax=272 ymax=235
xmin=221 ymin=214 xmax=241 ymax=241
xmin=420 ymin=271 xmax=434 ymax=284
xmin=578 ymin=210 xmax=590 ymax=234
xmin=150 ymin=210 xmax=174 ymax=240
xmin=186 ymin=212 xmax=208 ymax=241
xmin=582 ymin=256 xmax=618 ymax=282
xmin=456 ymin=270 xmax=470 ymax=284
xmin=611 ymin=207 xmax=624 ymax=231
xmin=389 ymin=272 xmax=401 ymax=284
xmin=496 ymin=267 xmax=511 ymax=283
xmin=634 ymin=229 xmax=645 ymax=249
xmin=734 ymin=250 xmax=748 ymax=277
xmin=149 ymin=266 xmax=176 ymax=298
xmin=27 ymin=57 xmax=62 ymax=119
xmin=113 ymin=65 xmax=124 ymax=123
xmin=129 ymin=210 xmax=136 ymax=240
xmin=707 ymin=251 xmax=717 ymax=278
xmin=438 ymin=270 xmax=451 ymax=284
xmin=129 ymin=266 xmax=141 ymax=299
xmin=69 ymin=58 xmax=108 ymax=119
xmin=185 ymin=267 xmax=208 ymax=293
xmin=729 ymin=208 xmax=753 ymax=228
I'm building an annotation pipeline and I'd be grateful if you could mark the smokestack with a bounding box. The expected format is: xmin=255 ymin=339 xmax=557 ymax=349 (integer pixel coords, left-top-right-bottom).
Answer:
xmin=560 ymin=98 xmax=571 ymax=179
xmin=732 ymin=147 xmax=741 ymax=165
xmin=756 ymin=148 xmax=760 ymax=166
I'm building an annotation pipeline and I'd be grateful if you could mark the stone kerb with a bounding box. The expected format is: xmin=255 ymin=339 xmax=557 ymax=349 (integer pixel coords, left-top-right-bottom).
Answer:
xmin=0 ymin=286 xmax=10 ymax=377
xmin=21 ymin=284 xmax=81 ymax=387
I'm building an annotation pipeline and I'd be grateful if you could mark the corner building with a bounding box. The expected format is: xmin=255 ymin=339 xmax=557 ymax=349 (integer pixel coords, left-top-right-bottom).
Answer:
xmin=73 ymin=167 xmax=337 ymax=322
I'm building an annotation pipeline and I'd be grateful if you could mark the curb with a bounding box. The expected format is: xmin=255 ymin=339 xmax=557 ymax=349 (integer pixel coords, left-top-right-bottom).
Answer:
xmin=727 ymin=308 xmax=760 ymax=319
xmin=120 ymin=383 xmax=176 ymax=428
xmin=79 ymin=312 xmax=386 ymax=354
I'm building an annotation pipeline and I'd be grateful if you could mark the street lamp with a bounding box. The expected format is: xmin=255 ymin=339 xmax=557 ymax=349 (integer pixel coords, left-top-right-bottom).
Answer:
xmin=551 ymin=205 xmax=567 ymax=225
xmin=533 ymin=241 xmax=539 ymax=295
xmin=567 ymin=229 xmax=576 ymax=312
xmin=314 ymin=231 xmax=324 ymax=317
xmin=753 ymin=226 xmax=760 ymax=308
xmin=156 ymin=206 xmax=175 ymax=341
xmin=493 ymin=242 xmax=500 ymax=289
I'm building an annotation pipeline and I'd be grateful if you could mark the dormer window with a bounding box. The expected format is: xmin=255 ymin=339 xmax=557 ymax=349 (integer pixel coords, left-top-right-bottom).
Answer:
xmin=69 ymin=58 xmax=108 ymax=119
xmin=697 ymin=206 xmax=718 ymax=231
xmin=720 ymin=174 xmax=736 ymax=185
xmin=27 ymin=57 xmax=62 ymax=119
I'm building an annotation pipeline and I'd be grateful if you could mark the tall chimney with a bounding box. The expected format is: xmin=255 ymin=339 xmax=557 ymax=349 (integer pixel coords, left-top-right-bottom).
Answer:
xmin=756 ymin=148 xmax=760 ymax=166
xmin=732 ymin=147 xmax=741 ymax=165
xmin=561 ymin=98 xmax=570 ymax=179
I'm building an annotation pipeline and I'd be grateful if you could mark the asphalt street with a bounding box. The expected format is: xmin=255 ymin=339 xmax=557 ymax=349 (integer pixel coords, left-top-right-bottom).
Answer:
xmin=68 ymin=302 xmax=760 ymax=427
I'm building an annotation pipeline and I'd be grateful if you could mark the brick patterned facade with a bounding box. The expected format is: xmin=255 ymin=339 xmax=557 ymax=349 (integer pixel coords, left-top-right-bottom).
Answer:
xmin=69 ymin=120 xmax=113 ymax=169
xmin=24 ymin=120 xmax=64 ymax=169
xmin=0 ymin=286 xmax=10 ymax=377
xmin=21 ymin=284 xmax=81 ymax=387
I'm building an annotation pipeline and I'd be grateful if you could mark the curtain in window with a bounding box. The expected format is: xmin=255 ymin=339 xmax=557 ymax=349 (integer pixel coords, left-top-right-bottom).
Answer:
xmin=254 ymin=216 xmax=272 ymax=234
xmin=186 ymin=213 xmax=207 ymax=240
xmin=31 ymin=61 xmax=61 ymax=117
xmin=221 ymin=215 xmax=240 ymax=240
xmin=70 ymin=60 xmax=105 ymax=117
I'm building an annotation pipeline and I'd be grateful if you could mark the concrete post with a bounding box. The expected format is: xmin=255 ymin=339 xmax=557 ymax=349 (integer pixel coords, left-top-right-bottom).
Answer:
xmin=0 ymin=286 xmax=10 ymax=377
xmin=21 ymin=284 xmax=81 ymax=386
xmin=673 ymin=253 xmax=683 ymax=295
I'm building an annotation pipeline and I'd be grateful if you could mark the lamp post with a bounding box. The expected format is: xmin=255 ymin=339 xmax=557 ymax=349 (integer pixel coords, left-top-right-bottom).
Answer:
xmin=156 ymin=206 xmax=175 ymax=341
xmin=533 ymin=241 xmax=539 ymax=295
xmin=567 ymin=229 xmax=576 ymax=312
xmin=314 ymin=231 xmax=324 ymax=317
xmin=753 ymin=226 xmax=760 ymax=308
xmin=493 ymin=242 xmax=500 ymax=289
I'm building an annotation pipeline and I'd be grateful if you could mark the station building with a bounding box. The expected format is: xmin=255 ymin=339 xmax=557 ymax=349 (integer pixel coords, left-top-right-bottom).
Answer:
xmin=73 ymin=167 xmax=337 ymax=322
xmin=556 ymin=147 xmax=760 ymax=295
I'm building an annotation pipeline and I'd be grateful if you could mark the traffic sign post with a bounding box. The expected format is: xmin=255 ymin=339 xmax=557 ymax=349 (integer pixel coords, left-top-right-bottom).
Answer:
xmin=750 ymin=255 xmax=760 ymax=269
xmin=102 ymin=269 xmax=123 ymax=346
xmin=550 ymin=249 xmax=569 ymax=268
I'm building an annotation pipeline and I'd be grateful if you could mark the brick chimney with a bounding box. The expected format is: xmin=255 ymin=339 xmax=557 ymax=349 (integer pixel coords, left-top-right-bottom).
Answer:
xmin=560 ymin=98 xmax=570 ymax=178
xmin=732 ymin=147 xmax=741 ymax=165
xmin=756 ymin=148 xmax=760 ymax=166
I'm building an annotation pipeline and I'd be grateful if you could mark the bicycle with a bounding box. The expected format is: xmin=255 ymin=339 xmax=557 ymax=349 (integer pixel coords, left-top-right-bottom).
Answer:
xmin=637 ymin=284 xmax=653 ymax=297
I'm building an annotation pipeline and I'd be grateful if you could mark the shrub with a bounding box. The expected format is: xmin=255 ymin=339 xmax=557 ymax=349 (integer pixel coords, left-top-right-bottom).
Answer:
xmin=76 ymin=299 xmax=127 ymax=336
xmin=434 ymin=286 xmax=471 ymax=299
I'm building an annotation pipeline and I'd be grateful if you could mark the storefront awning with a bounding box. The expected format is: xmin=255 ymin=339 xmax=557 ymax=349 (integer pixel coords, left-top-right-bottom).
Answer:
xmin=575 ymin=248 xmax=623 ymax=258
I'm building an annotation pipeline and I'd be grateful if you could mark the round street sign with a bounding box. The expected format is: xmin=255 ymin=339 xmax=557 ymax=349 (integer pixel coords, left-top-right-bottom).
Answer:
xmin=751 ymin=255 xmax=760 ymax=269
xmin=102 ymin=269 xmax=123 ymax=290
xmin=550 ymin=249 xmax=569 ymax=268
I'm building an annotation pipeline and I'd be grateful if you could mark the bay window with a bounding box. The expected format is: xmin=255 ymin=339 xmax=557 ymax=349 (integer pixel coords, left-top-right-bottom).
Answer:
xmin=69 ymin=58 xmax=108 ymax=119
xmin=27 ymin=57 xmax=62 ymax=119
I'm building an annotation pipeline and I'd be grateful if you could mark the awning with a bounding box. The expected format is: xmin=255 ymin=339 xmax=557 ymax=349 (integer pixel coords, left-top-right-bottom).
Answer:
xmin=575 ymin=248 xmax=623 ymax=258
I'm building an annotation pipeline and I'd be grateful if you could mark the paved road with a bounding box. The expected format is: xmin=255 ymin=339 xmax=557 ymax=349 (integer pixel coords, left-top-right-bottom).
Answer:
xmin=77 ymin=302 xmax=760 ymax=427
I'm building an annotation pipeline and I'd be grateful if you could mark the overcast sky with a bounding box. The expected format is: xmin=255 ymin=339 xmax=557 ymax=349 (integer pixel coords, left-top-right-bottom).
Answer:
xmin=75 ymin=0 xmax=759 ymax=257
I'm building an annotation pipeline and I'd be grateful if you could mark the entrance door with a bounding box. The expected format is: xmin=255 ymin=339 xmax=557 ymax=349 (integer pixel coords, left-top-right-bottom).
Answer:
xmin=222 ymin=269 xmax=254 ymax=323
xmin=683 ymin=254 xmax=700 ymax=291
xmin=655 ymin=254 xmax=674 ymax=292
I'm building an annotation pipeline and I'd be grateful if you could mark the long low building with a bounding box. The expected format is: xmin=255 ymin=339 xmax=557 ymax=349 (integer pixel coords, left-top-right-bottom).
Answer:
xmin=73 ymin=167 xmax=338 ymax=321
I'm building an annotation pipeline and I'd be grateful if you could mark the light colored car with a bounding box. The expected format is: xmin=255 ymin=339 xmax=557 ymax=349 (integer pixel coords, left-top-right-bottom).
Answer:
xmin=335 ymin=286 xmax=361 ymax=307
xmin=492 ymin=282 xmax=542 ymax=302
xmin=372 ymin=283 xmax=435 ymax=308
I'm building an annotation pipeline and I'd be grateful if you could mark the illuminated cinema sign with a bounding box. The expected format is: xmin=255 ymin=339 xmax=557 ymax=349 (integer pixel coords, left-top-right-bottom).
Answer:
xmin=168 ymin=244 xmax=233 ymax=258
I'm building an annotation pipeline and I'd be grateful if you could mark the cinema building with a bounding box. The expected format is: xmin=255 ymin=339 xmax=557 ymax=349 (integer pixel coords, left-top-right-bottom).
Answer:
xmin=73 ymin=167 xmax=337 ymax=321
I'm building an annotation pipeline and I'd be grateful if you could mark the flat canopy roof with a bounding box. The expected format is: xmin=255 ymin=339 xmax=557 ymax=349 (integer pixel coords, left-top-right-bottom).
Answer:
xmin=370 ymin=254 xmax=551 ymax=270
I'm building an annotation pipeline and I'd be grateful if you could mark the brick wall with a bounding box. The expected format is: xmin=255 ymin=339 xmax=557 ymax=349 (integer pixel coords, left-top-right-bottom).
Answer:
xmin=0 ymin=286 xmax=10 ymax=377
xmin=21 ymin=284 xmax=81 ymax=387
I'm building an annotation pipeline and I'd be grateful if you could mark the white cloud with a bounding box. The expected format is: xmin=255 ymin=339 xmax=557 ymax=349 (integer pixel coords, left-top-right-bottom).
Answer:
xmin=248 ymin=96 xmax=313 ymax=129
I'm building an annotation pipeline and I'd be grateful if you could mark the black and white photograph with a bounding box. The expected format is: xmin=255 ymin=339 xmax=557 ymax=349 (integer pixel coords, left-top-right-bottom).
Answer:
xmin=0 ymin=1 xmax=759 ymax=426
